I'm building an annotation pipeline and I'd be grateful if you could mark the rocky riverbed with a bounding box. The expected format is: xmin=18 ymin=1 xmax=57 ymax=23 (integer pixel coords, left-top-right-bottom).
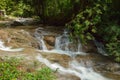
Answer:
xmin=0 ymin=19 xmax=120 ymax=80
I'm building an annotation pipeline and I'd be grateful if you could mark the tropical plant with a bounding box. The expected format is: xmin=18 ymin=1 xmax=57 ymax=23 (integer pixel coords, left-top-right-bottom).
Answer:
xmin=0 ymin=57 xmax=56 ymax=80
xmin=66 ymin=0 xmax=106 ymax=43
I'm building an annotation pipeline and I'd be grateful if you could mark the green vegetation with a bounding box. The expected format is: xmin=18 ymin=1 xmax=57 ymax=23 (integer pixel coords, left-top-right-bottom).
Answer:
xmin=97 ymin=1 xmax=120 ymax=62
xmin=67 ymin=0 xmax=105 ymax=43
xmin=0 ymin=0 xmax=34 ymax=17
xmin=66 ymin=0 xmax=120 ymax=62
xmin=33 ymin=0 xmax=77 ymax=25
xmin=0 ymin=57 xmax=56 ymax=80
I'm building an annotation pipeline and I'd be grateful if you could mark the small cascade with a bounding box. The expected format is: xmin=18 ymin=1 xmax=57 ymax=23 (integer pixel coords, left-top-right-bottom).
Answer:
xmin=94 ymin=40 xmax=108 ymax=56
xmin=0 ymin=39 xmax=23 ymax=52
xmin=77 ymin=39 xmax=82 ymax=52
xmin=35 ymin=28 xmax=110 ymax=80
xmin=54 ymin=29 xmax=85 ymax=56
xmin=36 ymin=54 xmax=109 ymax=80
xmin=34 ymin=28 xmax=47 ymax=50
xmin=34 ymin=28 xmax=85 ymax=56
xmin=55 ymin=29 xmax=72 ymax=52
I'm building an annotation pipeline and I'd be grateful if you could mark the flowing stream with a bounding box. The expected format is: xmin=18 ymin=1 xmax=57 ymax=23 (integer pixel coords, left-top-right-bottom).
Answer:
xmin=0 ymin=39 xmax=23 ymax=52
xmin=0 ymin=18 xmax=119 ymax=80
xmin=35 ymin=28 xmax=110 ymax=80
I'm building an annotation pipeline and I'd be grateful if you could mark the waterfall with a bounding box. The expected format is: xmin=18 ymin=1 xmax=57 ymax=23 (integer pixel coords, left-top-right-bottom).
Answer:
xmin=94 ymin=40 xmax=108 ymax=56
xmin=35 ymin=28 xmax=85 ymax=56
xmin=55 ymin=29 xmax=70 ymax=50
xmin=35 ymin=28 xmax=110 ymax=80
xmin=36 ymin=54 xmax=110 ymax=80
xmin=54 ymin=29 xmax=85 ymax=56
xmin=55 ymin=29 xmax=72 ymax=53
xmin=34 ymin=28 xmax=47 ymax=50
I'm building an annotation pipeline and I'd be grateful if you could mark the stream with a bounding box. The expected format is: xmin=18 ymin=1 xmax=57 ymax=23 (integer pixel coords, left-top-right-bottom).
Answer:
xmin=34 ymin=27 xmax=110 ymax=80
xmin=0 ymin=18 xmax=120 ymax=80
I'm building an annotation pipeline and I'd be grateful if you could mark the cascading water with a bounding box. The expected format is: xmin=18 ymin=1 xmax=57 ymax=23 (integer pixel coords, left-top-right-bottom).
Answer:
xmin=34 ymin=28 xmax=85 ymax=56
xmin=94 ymin=40 xmax=108 ymax=56
xmin=55 ymin=29 xmax=70 ymax=51
xmin=0 ymin=39 xmax=23 ymax=52
xmin=35 ymin=28 xmax=110 ymax=80
xmin=34 ymin=28 xmax=47 ymax=50
xmin=37 ymin=55 xmax=109 ymax=80
xmin=52 ymin=29 xmax=85 ymax=56
xmin=54 ymin=29 xmax=74 ymax=56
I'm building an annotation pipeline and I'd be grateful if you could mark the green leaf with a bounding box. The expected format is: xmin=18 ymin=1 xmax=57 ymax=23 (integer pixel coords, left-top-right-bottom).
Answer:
xmin=84 ymin=20 xmax=90 ymax=26
xmin=91 ymin=29 xmax=96 ymax=33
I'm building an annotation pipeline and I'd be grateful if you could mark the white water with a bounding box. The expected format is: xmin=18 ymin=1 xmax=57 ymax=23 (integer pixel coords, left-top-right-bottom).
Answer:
xmin=15 ymin=18 xmax=33 ymax=25
xmin=37 ymin=54 xmax=109 ymax=80
xmin=0 ymin=40 xmax=24 ymax=52
xmin=94 ymin=40 xmax=108 ymax=56
xmin=35 ymin=28 xmax=86 ymax=56
xmin=35 ymin=28 xmax=110 ymax=80
xmin=34 ymin=28 xmax=47 ymax=50
xmin=54 ymin=30 xmax=84 ymax=56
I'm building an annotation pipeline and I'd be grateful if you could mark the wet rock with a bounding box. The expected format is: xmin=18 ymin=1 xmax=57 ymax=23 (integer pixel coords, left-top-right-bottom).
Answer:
xmin=95 ymin=63 xmax=120 ymax=80
xmin=44 ymin=35 xmax=55 ymax=46
xmin=0 ymin=30 xmax=9 ymax=40
xmin=104 ymin=72 xmax=120 ymax=80
xmin=104 ymin=63 xmax=120 ymax=72
xmin=44 ymin=35 xmax=55 ymax=50
xmin=91 ymin=57 xmax=120 ymax=73
xmin=11 ymin=21 xmax=24 ymax=26
xmin=56 ymin=73 xmax=80 ymax=80
xmin=45 ymin=42 xmax=54 ymax=50
xmin=82 ymin=41 xmax=97 ymax=53
xmin=0 ymin=29 xmax=39 ymax=48
xmin=41 ymin=53 xmax=71 ymax=68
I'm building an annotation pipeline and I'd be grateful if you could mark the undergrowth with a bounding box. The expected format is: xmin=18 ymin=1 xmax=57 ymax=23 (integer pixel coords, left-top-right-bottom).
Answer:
xmin=0 ymin=57 xmax=56 ymax=80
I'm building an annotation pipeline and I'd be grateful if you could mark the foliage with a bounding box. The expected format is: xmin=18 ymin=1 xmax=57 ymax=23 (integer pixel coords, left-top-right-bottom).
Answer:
xmin=66 ymin=0 xmax=106 ymax=43
xmin=106 ymin=41 xmax=120 ymax=62
xmin=66 ymin=0 xmax=120 ymax=62
xmin=103 ymin=27 xmax=120 ymax=62
xmin=23 ymin=67 xmax=55 ymax=80
xmin=0 ymin=0 xmax=34 ymax=17
xmin=21 ymin=67 xmax=55 ymax=80
xmin=33 ymin=0 xmax=81 ymax=25
xmin=0 ymin=0 xmax=7 ymax=10
xmin=0 ymin=57 xmax=20 ymax=80
xmin=0 ymin=57 xmax=56 ymax=80
xmin=98 ymin=11 xmax=120 ymax=62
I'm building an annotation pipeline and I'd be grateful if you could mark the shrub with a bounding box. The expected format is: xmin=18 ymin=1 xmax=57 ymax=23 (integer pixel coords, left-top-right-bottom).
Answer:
xmin=0 ymin=57 xmax=56 ymax=80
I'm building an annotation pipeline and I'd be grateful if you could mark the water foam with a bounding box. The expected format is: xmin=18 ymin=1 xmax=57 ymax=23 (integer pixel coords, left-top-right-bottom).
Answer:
xmin=35 ymin=28 xmax=110 ymax=80
xmin=36 ymin=54 xmax=110 ymax=80
xmin=35 ymin=28 xmax=86 ymax=56
xmin=0 ymin=40 xmax=24 ymax=52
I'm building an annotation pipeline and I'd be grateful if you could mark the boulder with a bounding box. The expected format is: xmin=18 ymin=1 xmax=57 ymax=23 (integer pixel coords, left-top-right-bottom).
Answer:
xmin=44 ymin=35 xmax=55 ymax=50
xmin=82 ymin=41 xmax=97 ymax=53
xmin=11 ymin=21 xmax=24 ymax=26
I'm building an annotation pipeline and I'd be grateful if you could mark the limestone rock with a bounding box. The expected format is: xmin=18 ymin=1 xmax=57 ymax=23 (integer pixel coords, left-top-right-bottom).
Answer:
xmin=41 ymin=53 xmax=71 ymax=68
xmin=44 ymin=35 xmax=55 ymax=50
xmin=0 ymin=29 xmax=38 ymax=48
